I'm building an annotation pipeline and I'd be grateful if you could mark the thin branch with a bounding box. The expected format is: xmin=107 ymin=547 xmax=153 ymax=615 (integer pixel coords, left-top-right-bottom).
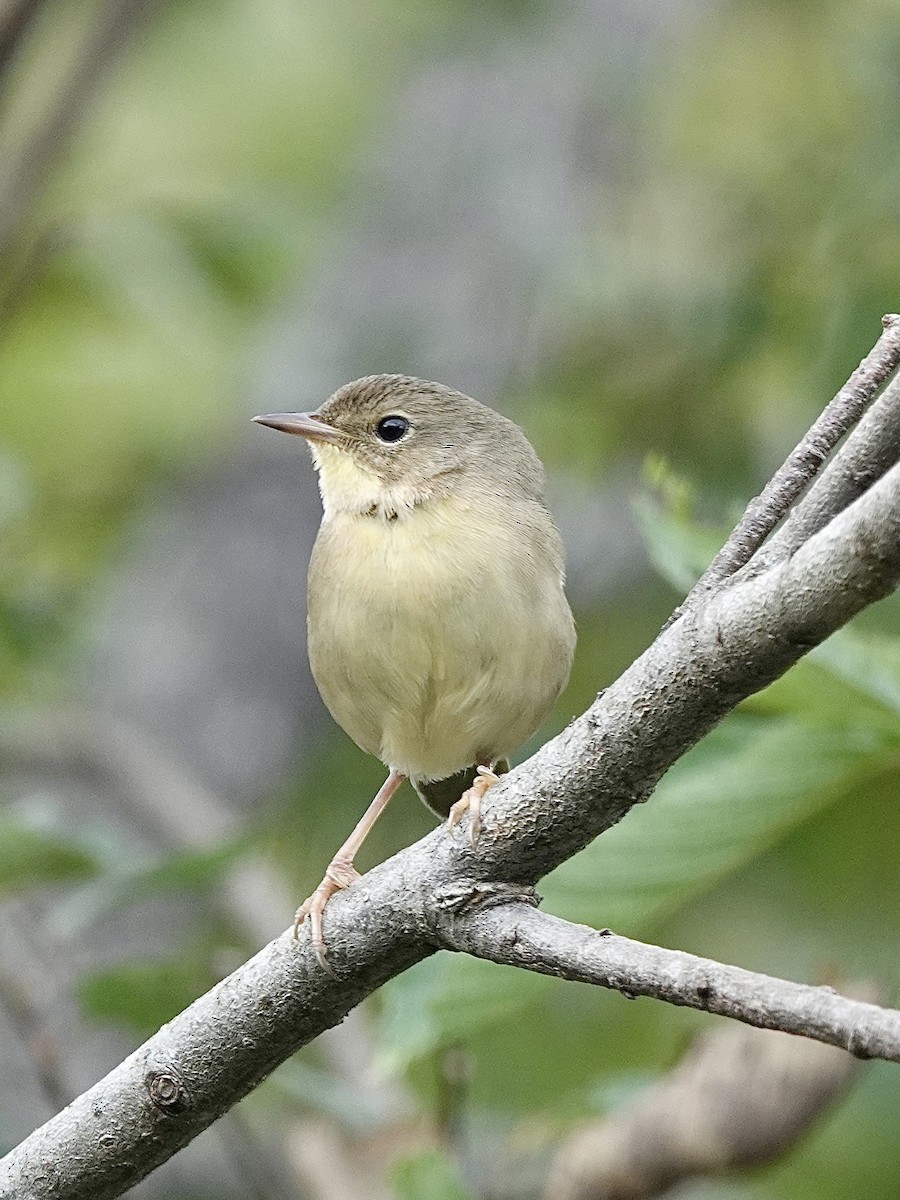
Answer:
xmin=0 ymin=967 xmax=70 ymax=1114
xmin=0 ymin=0 xmax=46 ymax=94
xmin=664 ymin=312 xmax=900 ymax=629
xmin=0 ymin=0 xmax=162 ymax=320
xmin=747 ymin=369 xmax=900 ymax=574
xmin=214 ymin=1112 xmax=301 ymax=1200
xmin=284 ymin=1120 xmax=393 ymax=1200
xmin=4 ymin=333 xmax=900 ymax=1197
xmin=435 ymin=904 xmax=900 ymax=1061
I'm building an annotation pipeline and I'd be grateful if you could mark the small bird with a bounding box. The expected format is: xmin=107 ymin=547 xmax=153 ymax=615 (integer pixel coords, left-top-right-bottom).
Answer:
xmin=253 ymin=375 xmax=576 ymax=967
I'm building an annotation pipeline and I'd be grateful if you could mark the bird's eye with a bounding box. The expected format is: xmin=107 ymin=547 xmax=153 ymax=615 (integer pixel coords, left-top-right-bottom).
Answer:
xmin=375 ymin=415 xmax=410 ymax=443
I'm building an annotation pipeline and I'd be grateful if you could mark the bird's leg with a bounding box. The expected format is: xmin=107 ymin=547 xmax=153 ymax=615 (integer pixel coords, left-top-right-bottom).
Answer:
xmin=447 ymin=762 xmax=501 ymax=846
xmin=294 ymin=769 xmax=406 ymax=970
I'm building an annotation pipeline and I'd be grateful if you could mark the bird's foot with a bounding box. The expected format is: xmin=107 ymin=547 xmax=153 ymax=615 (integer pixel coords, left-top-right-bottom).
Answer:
xmin=447 ymin=765 xmax=500 ymax=846
xmin=293 ymin=857 xmax=361 ymax=973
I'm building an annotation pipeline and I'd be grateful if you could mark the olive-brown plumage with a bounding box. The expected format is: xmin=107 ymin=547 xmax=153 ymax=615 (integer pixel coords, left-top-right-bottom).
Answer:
xmin=254 ymin=375 xmax=576 ymax=966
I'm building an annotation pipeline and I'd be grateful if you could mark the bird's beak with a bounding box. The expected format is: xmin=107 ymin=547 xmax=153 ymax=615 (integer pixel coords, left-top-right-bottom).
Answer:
xmin=252 ymin=411 xmax=343 ymax=444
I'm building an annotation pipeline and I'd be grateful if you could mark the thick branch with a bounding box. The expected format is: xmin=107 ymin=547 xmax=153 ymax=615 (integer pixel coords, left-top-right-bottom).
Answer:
xmin=435 ymin=904 xmax=900 ymax=1061
xmin=546 ymin=1005 xmax=867 ymax=1200
xmin=666 ymin=313 xmax=900 ymax=627
xmin=4 ymin=344 xmax=900 ymax=1197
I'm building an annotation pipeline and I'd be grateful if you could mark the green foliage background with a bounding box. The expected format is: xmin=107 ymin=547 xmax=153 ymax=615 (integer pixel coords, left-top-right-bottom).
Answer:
xmin=1 ymin=1 xmax=899 ymax=1196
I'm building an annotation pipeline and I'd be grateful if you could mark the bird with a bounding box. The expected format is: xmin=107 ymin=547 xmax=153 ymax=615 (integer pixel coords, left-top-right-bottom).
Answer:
xmin=253 ymin=374 xmax=576 ymax=968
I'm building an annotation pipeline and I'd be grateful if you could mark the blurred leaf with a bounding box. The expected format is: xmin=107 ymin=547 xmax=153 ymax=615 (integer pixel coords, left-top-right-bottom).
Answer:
xmin=378 ymin=955 xmax=690 ymax=1117
xmin=126 ymin=835 xmax=250 ymax=891
xmin=748 ymin=628 xmax=900 ymax=737
xmin=542 ymin=717 xmax=878 ymax=929
xmin=377 ymin=954 xmax=550 ymax=1073
xmin=77 ymin=955 xmax=214 ymax=1036
xmin=0 ymin=817 xmax=100 ymax=894
xmin=56 ymin=835 xmax=251 ymax=935
xmin=633 ymin=462 xmax=730 ymax=594
xmin=814 ymin=629 xmax=900 ymax=714
xmin=642 ymin=452 xmax=697 ymax=517
xmin=391 ymin=1149 xmax=475 ymax=1200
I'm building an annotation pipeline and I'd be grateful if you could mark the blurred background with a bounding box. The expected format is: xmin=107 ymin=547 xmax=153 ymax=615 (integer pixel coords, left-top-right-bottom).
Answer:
xmin=1 ymin=0 xmax=899 ymax=1196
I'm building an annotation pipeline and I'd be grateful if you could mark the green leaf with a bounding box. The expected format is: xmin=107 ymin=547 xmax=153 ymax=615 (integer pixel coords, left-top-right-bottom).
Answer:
xmin=128 ymin=836 xmax=250 ymax=891
xmin=748 ymin=628 xmax=900 ymax=738
xmin=632 ymin=464 xmax=727 ymax=593
xmin=57 ymin=835 xmax=251 ymax=935
xmin=0 ymin=818 xmax=100 ymax=894
xmin=542 ymin=716 xmax=874 ymax=929
xmin=391 ymin=1150 xmax=475 ymax=1200
xmin=814 ymin=630 xmax=900 ymax=713
xmin=77 ymin=956 xmax=214 ymax=1036
xmin=377 ymin=955 xmax=550 ymax=1073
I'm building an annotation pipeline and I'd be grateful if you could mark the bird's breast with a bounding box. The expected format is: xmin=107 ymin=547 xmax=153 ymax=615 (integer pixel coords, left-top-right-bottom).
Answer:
xmin=306 ymin=493 xmax=574 ymax=782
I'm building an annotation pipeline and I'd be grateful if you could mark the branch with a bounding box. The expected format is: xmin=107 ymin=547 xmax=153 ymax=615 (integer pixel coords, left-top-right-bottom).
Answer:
xmin=0 ymin=966 xmax=71 ymax=1114
xmin=545 ymin=999 xmax=869 ymax=1200
xmin=748 ymin=369 xmax=900 ymax=573
xmin=665 ymin=312 xmax=900 ymax=628
xmin=434 ymin=903 xmax=900 ymax=1061
xmin=4 ymin=326 xmax=900 ymax=1198
xmin=0 ymin=0 xmax=45 ymax=95
xmin=0 ymin=0 xmax=162 ymax=319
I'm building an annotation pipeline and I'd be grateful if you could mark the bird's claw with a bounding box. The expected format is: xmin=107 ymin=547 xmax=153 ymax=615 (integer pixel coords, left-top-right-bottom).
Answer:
xmin=447 ymin=765 xmax=500 ymax=846
xmin=293 ymin=858 xmax=361 ymax=972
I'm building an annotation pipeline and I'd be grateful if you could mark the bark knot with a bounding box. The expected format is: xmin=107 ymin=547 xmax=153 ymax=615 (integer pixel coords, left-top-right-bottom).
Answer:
xmin=146 ymin=1068 xmax=188 ymax=1114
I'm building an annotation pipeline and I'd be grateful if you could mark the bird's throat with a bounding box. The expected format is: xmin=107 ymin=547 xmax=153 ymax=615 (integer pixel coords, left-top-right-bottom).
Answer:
xmin=311 ymin=442 xmax=433 ymax=521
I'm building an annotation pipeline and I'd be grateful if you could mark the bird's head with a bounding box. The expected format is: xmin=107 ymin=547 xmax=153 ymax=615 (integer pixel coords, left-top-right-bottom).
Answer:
xmin=253 ymin=374 xmax=543 ymax=519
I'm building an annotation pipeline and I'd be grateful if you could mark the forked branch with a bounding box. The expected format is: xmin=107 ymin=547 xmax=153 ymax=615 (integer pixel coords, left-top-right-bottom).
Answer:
xmin=3 ymin=319 xmax=900 ymax=1200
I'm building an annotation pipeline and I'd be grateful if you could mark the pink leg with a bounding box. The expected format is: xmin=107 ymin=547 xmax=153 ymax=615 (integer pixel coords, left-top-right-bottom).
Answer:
xmin=294 ymin=769 xmax=406 ymax=971
xmin=447 ymin=764 xmax=501 ymax=846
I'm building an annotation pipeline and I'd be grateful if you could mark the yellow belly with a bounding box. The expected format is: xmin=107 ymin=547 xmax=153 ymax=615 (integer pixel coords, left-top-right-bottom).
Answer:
xmin=307 ymin=494 xmax=575 ymax=781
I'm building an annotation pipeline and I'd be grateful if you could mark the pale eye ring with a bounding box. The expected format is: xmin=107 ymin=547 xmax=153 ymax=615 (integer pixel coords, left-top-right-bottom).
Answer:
xmin=375 ymin=415 xmax=410 ymax=443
